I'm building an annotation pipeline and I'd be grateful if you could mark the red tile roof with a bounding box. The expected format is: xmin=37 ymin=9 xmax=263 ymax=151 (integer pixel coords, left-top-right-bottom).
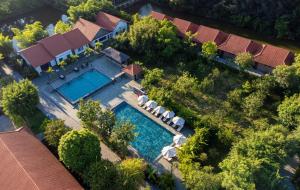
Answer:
xmin=218 ymin=34 xmax=263 ymax=55
xmin=171 ymin=18 xmax=199 ymax=37
xmin=96 ymin=11 xmax=124 ymax=31
xmin=194 ymin=25 xmax=229 ymax=45
xmin=254 ymin=45 xmax=294 ymax=68
xmin=39 ymin=34 xmax=73 ymax=57
xmin=0 ymin=128 xmax=83 ymax=190
xmin=20 ymin=44 xmax=54 ymax=68
xmin=150 ymin=11 xmax=173 ymax=21
xmin=74 ymin=18 xmax=101 ymax=41
xmin=123 ymin=64 xmax=143 ymax=76
xmin=63 ymin=28 xmax=90 ymax=50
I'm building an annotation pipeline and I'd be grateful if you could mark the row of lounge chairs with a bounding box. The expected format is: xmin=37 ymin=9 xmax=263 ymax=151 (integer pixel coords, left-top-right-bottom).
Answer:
xmin=138 ymin=96 xmax=185 ymax=132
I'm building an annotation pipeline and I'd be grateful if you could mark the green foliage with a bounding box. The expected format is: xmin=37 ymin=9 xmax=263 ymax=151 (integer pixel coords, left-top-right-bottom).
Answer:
xmin=54 ymin=20 xmax=72 ymax=34
xmin=219 ymin=125 xmax=291 ymax=190
xmin=278 ymin=94 xmax=300 ymax=128
xmin=109 ymin=121 xmax=136 ymax=156
xmin=44 ymin=119 xmax=71 ymax=148
xmin=58 ymin=129 xmax=101 ymax=173
xmin=0 ymin=33 xmax=13 ymax=59
xmin=12 ymin=21 xmax=48 ymax=49
xmin=84 ymin=160 xmax=121 ymax=190
xmin=242 ymin=91 xmax=266 ymax=118
xmin=174 ymin=72 xmax=199 ymax=95
xmin=77 ymin=100 xmax=116 ymax=140
xmin=148 ymin=87 xmax=172 ymax=106
xmin=201 ymin=41 xmax=217 ymax=59
xmin=94 ymin=42 xmax=103 ymax=53
xmin=141 ymin=68 xmax=164 ymax=89
xmin=158 ymin=172 xmax=175 ymax=190
xmin=118 ymin=158 xmax=146 ymax=190
xmin=67 ymin=0 xmax=114 ymax=22
xmin=1 ymin=79 xmax=39 ymax=121
xmin=84 ymin=47 xmax=94 ymax=57
xmin=235 ymin=52 xmax=254 ymax=70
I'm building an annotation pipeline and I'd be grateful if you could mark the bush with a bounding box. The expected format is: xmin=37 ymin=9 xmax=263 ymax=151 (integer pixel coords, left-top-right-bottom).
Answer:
xmin=141 ymin=68 xmax=164 ymax=89
xmin=44 ymin=119 xmax=71 ymax=148
xmin=148 ymin=87 xmax=172 ymax=106
xmin=158 ymin=172 xmax=175 ymax=190
xmin=278 ymin=94 xmax=300 ymax=128
xmin=58 ymin=129 xmax=101 ymax=174
xmin=235 ymin=52 xmax=254 ymax=70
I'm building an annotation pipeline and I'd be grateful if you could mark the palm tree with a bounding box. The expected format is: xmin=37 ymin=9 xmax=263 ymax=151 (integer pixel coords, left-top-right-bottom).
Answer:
xmin=58 ymin=60 xmax=67 ymax=70
xmin=94 ymin=42 xmax=103 ymax=53
xmin=46 ymin=66 xmax=54 ymax=83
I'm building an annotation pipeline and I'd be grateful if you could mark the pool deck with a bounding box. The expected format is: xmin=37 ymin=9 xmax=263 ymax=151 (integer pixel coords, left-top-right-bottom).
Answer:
xmin=33 ymin=56 xmax=192 ymax=190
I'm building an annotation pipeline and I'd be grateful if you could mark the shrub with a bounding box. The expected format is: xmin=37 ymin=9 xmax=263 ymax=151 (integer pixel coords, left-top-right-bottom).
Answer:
xmin=235 ymin=52 xmax=254 ymax=70
xmin=278 ymin=94 xmax=300 ymax=128
xmin=158 ymin=172 xmax=175 ymax=190
xmin=58 ymin=129 xmax=101 ymax=174
xmin=44 ymin=119 xmax=71 ymax=148
xmin=141 ymin=68 xmax=164 ymax=89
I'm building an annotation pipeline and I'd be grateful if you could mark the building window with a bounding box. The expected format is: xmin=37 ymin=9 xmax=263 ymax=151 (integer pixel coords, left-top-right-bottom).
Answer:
xmin=98 ymin=36 xmax=107 ymax=42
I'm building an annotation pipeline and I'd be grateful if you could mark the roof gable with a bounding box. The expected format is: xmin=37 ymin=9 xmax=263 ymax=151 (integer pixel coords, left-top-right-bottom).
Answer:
xmin=254 ymin=45 xmax=294 ymax=68
xmin=0 ymin=128 xmax=82 ymax=190
xmin=194 ymin=25 xmax=229 ymax=45
xmin=39 ymin=34 xmax=72 ymax=56
xmin=20 ymin=44 xmax=54 ymax=68
xmin=96 ymin=11 xmax=123 ymax=31
xmin=171 ymin=18 xmax=199 ymax=37
xmin=74 ymin=18 xmax=101 ymax=41
xmin=63 ymin=28 xmax=90 ymax=50
xmin=123 ymin=64 xmax=143 ymax=76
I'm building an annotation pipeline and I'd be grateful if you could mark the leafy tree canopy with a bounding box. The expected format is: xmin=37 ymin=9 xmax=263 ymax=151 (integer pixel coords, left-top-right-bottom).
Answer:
xmin=235 ymin=52 xmax=254 ymax=70
xmin=44 ymin=119 xmax=71 ymax=148
xmin=278 ymin=93 xmax=300 ymax=128
xmin=201 ymin=41 xmax=217 ymax=59
xmin=54 ymin=20 xmax=72 ymax=34
xmin=0 ymin=33 xmax=12 ymax=58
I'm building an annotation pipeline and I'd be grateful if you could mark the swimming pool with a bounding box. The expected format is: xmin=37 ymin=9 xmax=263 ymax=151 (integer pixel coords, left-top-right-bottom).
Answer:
xmin=57 ymin=70 xmax=112 ymax=104
xmin=114 ymin=102 xmax=174 ymax=162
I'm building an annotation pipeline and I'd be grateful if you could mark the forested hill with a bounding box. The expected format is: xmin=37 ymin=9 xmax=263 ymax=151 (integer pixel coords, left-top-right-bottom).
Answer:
xmin=154 ymin=0 xmax=300 ymax=41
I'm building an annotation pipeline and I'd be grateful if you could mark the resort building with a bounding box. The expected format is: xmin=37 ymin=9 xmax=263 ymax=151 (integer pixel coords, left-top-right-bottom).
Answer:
xmin=0 ymin=128 xmax=83 ymax=190
xmin=123 ymin=64 xmax=143 ymax=80
xmin=150 ymin=11 xmax=294 ymax=74
xmin=74 ymin=11 xmax=127 ymax=46
xmin=20 ymin=12 xmax=127 ymax=75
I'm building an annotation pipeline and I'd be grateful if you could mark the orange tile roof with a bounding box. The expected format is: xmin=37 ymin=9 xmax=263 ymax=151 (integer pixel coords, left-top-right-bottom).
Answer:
xmin=123 ymin=64 xmax=143 ymax=76
xmin=150 ymin=11 xmax=173 ymax=21
xmin=96 ymin=11 xmax=124 ymax=31
xmin=194 ymin=25 xmax=229 ymax=45
xmin=63 ymin=28 xmax=90 ymax=50
xmin=254 ymin=45 xmax=294 ymax=68
xmin=39 ymin=34 xmax=73 ymax=57
xmin=20 ymin=44 xmax=54 ymax=68
xmin=171 ymin=18 xmax=199 ymax=37
xmin=218 ymin=34 xmax=263 ymax=55
xmin=74 ymin=18 xmax=102 ymax=41
xmin=0 ymin=128 xmax=83 ymax=190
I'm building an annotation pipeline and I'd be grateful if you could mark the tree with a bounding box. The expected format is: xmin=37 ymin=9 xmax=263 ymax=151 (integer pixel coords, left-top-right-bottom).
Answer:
xmin=141 ymin=68 xmax=164 ymax=89
xmin=278 ymin=94 xmax=300 ymax=128
xmin=109 ymin=121 xmax=136 ymax=156
xmin=94 ymin=41 xmax=103 ymax=53
xmin=174 ymin=72 xmax=199 ymax=95
xmin=54 ymin=20 xmax=72 ymax=34
xmin=44 ymin=119 xmax=71 ymax=148
xmin=235 ymin=52 xmax=254 ymax=70
xmin=148 ymin=87 xmax=172 ymax=106
xmin=84 ymin=47 xmax=94 ymax=58
xmin=1 ymin=79 xmax=39 ymax=121
xmin=67 ymin=0 xmax=114 ymax=22
xmin=118 ymin=158 xmax=146 ymax=190
xmin=84 ymin=160 xmax=121 ymax=190
xmin=12 ymin=21 xmax=48 ymax=49
xmin=58 ymin=129 xmax=101 ymax=173
xmin=219 ymin=125 xmax=291 ymax=190
xmin=77 ymin=100 xmax=116 ymax=139
xmin=242 ymin=91 xmax=265 ymax=118
xmin=272 ymin=64 xmax=300 ymax=93
xmin=0 ymin=33 xmax=13 ymax=59
xmin=201 ymin=41 xmax=217 ymax=59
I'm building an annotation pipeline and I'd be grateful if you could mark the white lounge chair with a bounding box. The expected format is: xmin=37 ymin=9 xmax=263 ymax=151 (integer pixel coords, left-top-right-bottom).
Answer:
xmin=167 ymin=120 xmax=172 ymax=125
xmin=159 ymin=115 xmax=164 ymax=119
xmin=172 ymin=124 xmax=176 ymax=128
xmin=177 ymin=125 xmax=184 ymax=132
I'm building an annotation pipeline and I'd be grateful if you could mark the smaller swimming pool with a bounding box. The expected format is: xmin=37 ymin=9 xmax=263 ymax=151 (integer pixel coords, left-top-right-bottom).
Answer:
xmin=114 ymin=102 xmax=174 ymax=162
xmin=57 ymin=70 xmax=111 ymax=104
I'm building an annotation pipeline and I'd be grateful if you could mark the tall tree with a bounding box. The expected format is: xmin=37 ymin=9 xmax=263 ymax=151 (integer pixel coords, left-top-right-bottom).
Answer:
xmin=201 ymin=41 xmax=217 ymax=60
xmin=44 ymin=119 xmax=71 ymax=148
xmin=0 ymin=33 xmax=13 ymax=59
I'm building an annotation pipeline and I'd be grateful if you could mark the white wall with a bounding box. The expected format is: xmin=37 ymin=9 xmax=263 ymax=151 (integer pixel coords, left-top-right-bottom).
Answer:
xmin=113 ymin=21 xmax=127 ymax=37
xmin=35 ymin=66 xmax=42 ymax=74
xmin=55 ymin=50 xmax=73 ymax=63
xmin=74 ymin=45 xmax=88 ymax=54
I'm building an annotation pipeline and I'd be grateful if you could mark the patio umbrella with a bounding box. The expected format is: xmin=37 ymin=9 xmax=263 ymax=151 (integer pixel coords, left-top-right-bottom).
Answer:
xmin=161 ymin=146 xmax=176 ymax=159
xmin=162 ymin=111 xmax=175 ymax=119
xmin=173 ymin=134 xmax=187 ymax=147
xmin=145 ymin=100 xmax=157 ymax=109
xmin=153 ymin=106 xmax=165 ymax=114
xmin=172 ymin=116 xmax=185 ymax=127
xmin=138 ymin=95 xmax=148 ymax=104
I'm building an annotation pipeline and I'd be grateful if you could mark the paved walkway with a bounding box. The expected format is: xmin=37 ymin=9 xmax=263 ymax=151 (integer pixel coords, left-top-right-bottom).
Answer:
xmin=1 ymin=63 xmax=121 ymax=163
xmin=0 ymin=115 xmax=15 ymax=132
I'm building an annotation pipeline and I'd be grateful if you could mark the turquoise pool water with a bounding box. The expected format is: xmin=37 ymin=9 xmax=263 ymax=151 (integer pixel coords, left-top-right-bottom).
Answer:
xmin=57 ymin=70 xmax=111 ymax=103
xmin=114 ymin=102 xmax=174 ymax=162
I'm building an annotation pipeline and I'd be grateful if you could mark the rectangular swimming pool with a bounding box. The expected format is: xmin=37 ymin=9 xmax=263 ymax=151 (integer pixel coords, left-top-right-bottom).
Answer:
xmin=57 ymin=70 xmax=111 ymax=104
xmin=114 ymin=102 xmax=174 ymax=162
